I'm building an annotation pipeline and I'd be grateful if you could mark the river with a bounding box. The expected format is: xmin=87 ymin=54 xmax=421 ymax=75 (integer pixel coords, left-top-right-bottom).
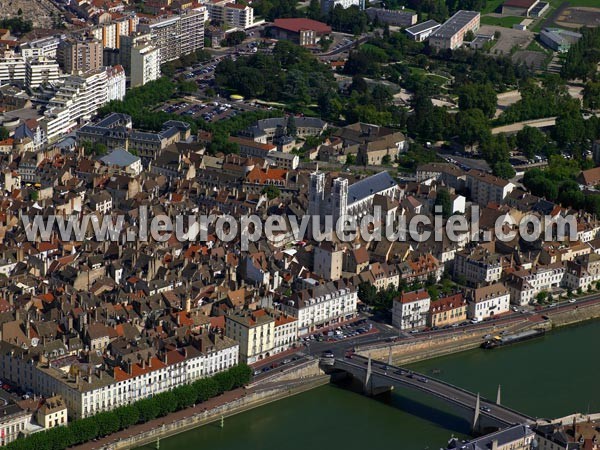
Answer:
xmin=138 ymin=320 xmax=600 ymax=450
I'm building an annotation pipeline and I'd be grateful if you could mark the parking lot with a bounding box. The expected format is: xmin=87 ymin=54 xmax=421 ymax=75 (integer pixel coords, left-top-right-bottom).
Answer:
xmin=160 ymin=100 xmax=239 ymax=123
xmin=480 ymin=25 xmax=534 ymax=55
xmin=301 ymin=319 xmax=374 ymax=344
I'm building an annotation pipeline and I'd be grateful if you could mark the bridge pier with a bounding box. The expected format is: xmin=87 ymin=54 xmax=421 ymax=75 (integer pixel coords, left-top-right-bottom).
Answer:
xmin=363 ymin=357 xmax=394 ymax=396
xmin=473 ymin=393 xmax=480 ymax=433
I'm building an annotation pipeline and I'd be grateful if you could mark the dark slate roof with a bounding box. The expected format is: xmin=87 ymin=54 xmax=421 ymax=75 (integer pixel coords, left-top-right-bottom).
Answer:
xmin=100 ymin=148 xmax=140 ymax=167
xmin=405 ymin=19 xmax=440 ymax=35
xmin=348 ymin=171 xmax=397 ymax=204
xmin=13 ymin=123 xmax=34 ymax=140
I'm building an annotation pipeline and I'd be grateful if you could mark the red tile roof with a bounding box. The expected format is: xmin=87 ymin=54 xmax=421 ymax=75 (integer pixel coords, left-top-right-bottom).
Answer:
xmin=272 ymin=18 xmax=331 ymax=34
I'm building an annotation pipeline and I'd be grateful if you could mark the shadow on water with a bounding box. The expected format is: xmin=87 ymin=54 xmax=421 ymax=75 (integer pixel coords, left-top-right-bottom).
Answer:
xmin=331 ymin=376 xmax=472 ymax=438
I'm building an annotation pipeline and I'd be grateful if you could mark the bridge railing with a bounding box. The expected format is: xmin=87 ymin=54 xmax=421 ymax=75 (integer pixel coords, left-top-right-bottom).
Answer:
xmin=344 ymin=355 xmax=535 ymax=422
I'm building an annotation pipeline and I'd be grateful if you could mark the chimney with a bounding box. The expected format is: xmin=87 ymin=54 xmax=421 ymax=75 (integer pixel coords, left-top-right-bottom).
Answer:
xmin=491 ymin=440 xmax=498 ymax=450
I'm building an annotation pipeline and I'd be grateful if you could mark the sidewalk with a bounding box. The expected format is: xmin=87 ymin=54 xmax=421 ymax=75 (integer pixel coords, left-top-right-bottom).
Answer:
xmin=73 ymin=387 xmax=248 ymax=450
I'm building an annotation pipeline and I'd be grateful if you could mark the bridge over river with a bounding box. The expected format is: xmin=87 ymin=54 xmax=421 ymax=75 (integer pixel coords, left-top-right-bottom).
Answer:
xmin=320 ymin=354 xmax=536 ymax=434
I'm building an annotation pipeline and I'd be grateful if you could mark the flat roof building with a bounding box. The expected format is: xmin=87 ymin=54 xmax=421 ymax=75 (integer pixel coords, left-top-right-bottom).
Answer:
xmin=405 ymin=20 xmax=441 ymax=41
xmin=429 ymin=10 xmax=480 ymax=50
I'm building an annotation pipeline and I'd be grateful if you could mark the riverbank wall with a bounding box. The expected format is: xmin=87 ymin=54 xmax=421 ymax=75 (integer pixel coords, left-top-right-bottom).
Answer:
xmin=104 ymin=361 xmax=327 ymax=450
xmin=355 ymin=319 xmax=551 ymax=366
xmin=545 ymin=300 xmax=600 ymax=328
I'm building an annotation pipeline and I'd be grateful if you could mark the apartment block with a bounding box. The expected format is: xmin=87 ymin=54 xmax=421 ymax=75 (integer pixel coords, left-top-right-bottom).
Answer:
xmin=0 ymin=333 xmax=238 ymax=420
xmin=139 ymin=8 xmax=205 ymax=63
xmin=42 ymin=67 xmax=126 ymax=143
xmin=0 ymin=51 xmax=26 ymax=85
xmin=280 ymin=280 xmax=357 ymax=335
xmin=207 ymin=1 xmax=255 ymax=29
xmin=429 ymin=10 xmax=480 ymax=50
xmin=20 ymin=35 xmax=64 ymax=59
xmin=466 ymin=169 xmax=514 ymax=206
xmin=130 ymin=43 xmax=161 ymax=87
xmin=392 ymin=289 xmax=431 ymax=330
xmin=453 ymin=245 xmax=502 ymax=286
xmin=25 ymin=57 xmax=61 ymax=89
xmin=57 ymin=37 xmax=104 ymax=74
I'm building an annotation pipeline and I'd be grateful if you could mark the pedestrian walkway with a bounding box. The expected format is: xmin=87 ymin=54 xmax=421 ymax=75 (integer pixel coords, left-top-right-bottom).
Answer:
xmin=73 ymin=387 xmax=248 ymax=450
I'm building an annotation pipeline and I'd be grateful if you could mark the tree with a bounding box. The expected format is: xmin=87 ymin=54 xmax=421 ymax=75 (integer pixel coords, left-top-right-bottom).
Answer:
xmin=229 ymin=364 xmax=252 ymax=387
xmin=328 ymin=5 xmax=368 ymax=34
xmin=457 ymin=84 xmax=497 ymax=118
xmin=69 ymin=418 xmax=99 ymax=443
xmin=583 ymin=82 xmax=600 ymax=110
xmin=358 ymin=282 xmax=377 ymax=305
xmin=0 ymin=126 xmax=9 ymax=140
xmin=158 ymin=391 xmax=178 ymax=417
xmin=115 ymin=405 xmax=139 ymax=429
xmin=481 ymin=134 xmax=510 ymax=165
xmin=434 ymin=188 xmax=453 ymax=219
xmin=381 ymin=154 xmax=392 ymax=165
xmin=262 ymin=185 xmax=281 ymax=200
xmin=492 ymin=161 xmax=516 ymax=180
xmin=536 ymin=291 xmax=547 ymax=304
xmin=213 ymin=370 xmax=236 ymax=393
xmin=349 ymin=75 xmax=368 ymax=94
xmin=427 ymin=285 xmax=439 ymax=302
xmin=516 ymin=126 xmax=546 ymax=158
xmin=307 ymin=0 xmax=322 ymax=20
xmin=345 ymin=153 xmax=356 ymax=165
xmin=94 ymin=412 xmax=120 ymax=436
xmin=136 ymin=397 xmax=161 ymax=423
xmin=222 ymin=31 xmax=247 ymax=47
xmin=455 ymin=108 xmax=491 ymax=149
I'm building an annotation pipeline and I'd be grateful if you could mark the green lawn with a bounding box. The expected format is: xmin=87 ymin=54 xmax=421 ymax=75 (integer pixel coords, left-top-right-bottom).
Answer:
xmin=551 ymin=0 xmax=600 ymax=7
xmin=481 ymin=0 xmax=505 ymax=14
xmin=481 ymin=15 xmax=524 ymax=27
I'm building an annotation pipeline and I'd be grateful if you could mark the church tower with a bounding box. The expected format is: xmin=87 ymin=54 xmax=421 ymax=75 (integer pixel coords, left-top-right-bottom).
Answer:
xmin=332 ymin=177 xmax=348 ymax=227
xmin=308 ymin=170 xmax=325 ymax=217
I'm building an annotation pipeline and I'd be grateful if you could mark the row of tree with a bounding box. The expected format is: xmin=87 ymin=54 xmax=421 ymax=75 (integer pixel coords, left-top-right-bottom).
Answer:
xmin=561 ymin=27 xmax=600 ymax=81
xmin=6 ymin=364 xmax=252 ymax=450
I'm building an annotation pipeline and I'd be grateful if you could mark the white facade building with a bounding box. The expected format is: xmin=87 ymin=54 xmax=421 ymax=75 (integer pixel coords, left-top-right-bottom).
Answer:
xmin=392 ymin=290 xmax=431 ymax=330
xmin=25 ymin=57 xmax=61 ymax=89
xmin=0 ymin=335 xmax=238 ymax=420
xmin=468 ymin=282 xmax=510 ymax=320
xmin=281 ymin=280 xmax=357 ymax=335
xmin=321 ymin=0 xmax=362 ymax=13
xmin=225 ymin=3 xmax=255 ymax=29
xmin=0 ymin=52 xmax=26 ymax=85
xmin=453 ymin=246 xmax=502 ymax=286
xmin=106 ymin=65 xmax=126 ymax=102
xmin=506 ymin=264 xmax=565 ymax=305
xmin=41 ymin=67 xmax=124 ymax=143
xmin=20 ymin=35 xmax=63 ymax=59
xmin=130 ymin=43 xmax=161 ymax=87
xmin=139 ymin=8 xmax=205 ymax=63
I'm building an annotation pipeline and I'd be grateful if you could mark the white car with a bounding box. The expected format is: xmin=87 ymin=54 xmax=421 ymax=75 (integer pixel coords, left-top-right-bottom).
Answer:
xmin=568 ymin=299 xmax=576 ymax=303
